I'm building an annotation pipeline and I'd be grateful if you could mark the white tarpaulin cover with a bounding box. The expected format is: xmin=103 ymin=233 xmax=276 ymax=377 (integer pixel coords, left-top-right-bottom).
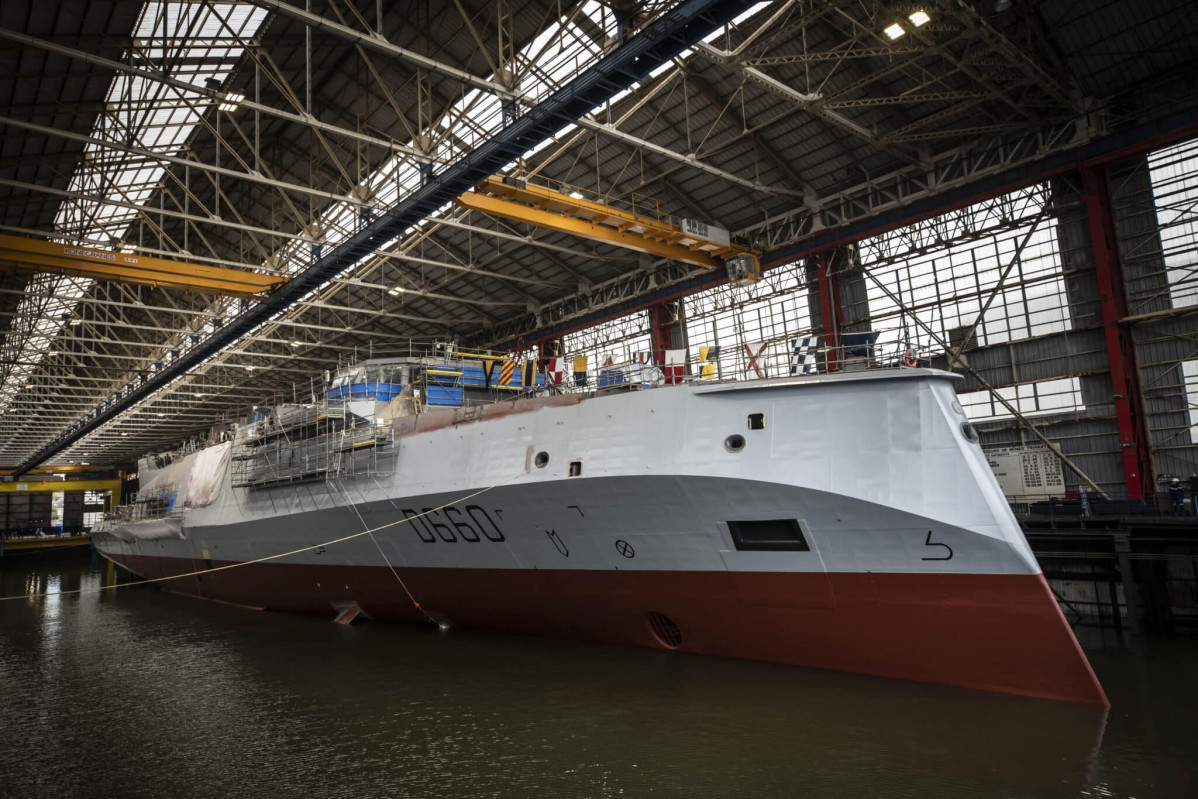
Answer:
xmin=106 ymin=515 xmax=184 ymax=542
xmin=141 ymin=453 xmax=195 ymax=497
xmin=186 ymin=441 xmax=232 ymax=507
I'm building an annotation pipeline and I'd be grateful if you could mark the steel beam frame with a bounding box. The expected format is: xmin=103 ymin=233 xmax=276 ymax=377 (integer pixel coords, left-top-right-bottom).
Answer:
xmin=816 ymin=251 xmax=840 ymax=372
xmin=647 ymin=302 xmax=673 ymax=365
xmin=14 ymin=0 xmax=752 ymax=474
xmin=480 ymin=107 xmax=1198 ymax=352
xmin=1082 ymin=165 xmax=1154 ymax=498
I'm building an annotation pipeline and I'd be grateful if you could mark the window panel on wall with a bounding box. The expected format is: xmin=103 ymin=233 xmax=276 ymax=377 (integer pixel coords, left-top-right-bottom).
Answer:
xmin=860 ymin=188 xmax=1069 ymax=359
xmin=958 ymin=377 xmax=1084 ymax=422
xmin=1180 ymin=360 xmax=1198 ymax=441
xmin=562 ymin=310 xmax=651 ymax=369
xmin=684 ymin=261 xmax=814 ymax=378
xmin=1148 ymin=139 xmax=1198 ymax=309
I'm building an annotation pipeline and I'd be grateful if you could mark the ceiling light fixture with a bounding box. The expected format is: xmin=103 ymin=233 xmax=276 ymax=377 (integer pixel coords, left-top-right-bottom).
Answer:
xmin=909 ymin=10 xmax=930 ymax=26
xmin=387 ymin=286 xmax=407 ymax=296
xmin=218 ymin=93 xmax=244 ymax=112
xmin=884 ymin=22 xmax=906 ymax=39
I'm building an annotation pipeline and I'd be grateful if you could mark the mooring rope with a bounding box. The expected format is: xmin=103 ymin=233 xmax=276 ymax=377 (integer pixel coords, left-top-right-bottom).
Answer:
xmin=331 ymin=473 xmax=432 ymax=622
xmin=0 ymin=472 xmax=525 ymax=604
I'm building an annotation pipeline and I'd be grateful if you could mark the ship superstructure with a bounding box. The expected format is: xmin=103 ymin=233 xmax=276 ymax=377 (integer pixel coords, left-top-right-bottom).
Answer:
xmin=96 ymin=351 xmax=1108 ymax=705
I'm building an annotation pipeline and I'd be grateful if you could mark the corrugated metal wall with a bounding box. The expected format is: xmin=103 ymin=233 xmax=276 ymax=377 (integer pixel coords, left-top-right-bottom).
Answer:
xmin=916 ymin=157 xmax=1198 ymax=496
xmin=794 ymin=152 xmax=1194 ymax=497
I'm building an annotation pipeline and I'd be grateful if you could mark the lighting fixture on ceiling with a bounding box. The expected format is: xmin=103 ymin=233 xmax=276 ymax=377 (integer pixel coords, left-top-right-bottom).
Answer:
xmin=387 ymin=286 xmax=407 ymax=296
xmin=909 ymin=10 xmax=930 ymax=27
xmin=218 ymin=93 xmax=244 ymax=112
xmin=884 ymin=22 xmax=905 ymax=39
xmin=289 ymin=340 xmax=301 ymax=348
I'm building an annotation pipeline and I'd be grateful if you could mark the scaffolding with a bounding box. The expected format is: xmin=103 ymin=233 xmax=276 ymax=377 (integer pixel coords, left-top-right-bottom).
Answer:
xmin=109 ymin=482 xmax=183 ymax=524
xmin=231 ymin=399 xmax=394 ymax=489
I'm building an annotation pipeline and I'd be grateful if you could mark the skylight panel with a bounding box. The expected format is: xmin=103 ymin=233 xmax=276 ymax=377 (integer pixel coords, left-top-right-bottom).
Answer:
xmin=0 ymin=1 xmax=268 ymax=416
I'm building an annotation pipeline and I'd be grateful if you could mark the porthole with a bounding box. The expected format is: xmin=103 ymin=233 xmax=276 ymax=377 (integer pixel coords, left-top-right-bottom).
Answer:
xmin=951 ymin=400 xmax=963 ymax=415
xmin=724 ymin=434 xmax=746 ymax=453
xmin=534 ymin=451 xmax=550 ymax=468
xmin=960 ymin=422 xmax=980 ymax=444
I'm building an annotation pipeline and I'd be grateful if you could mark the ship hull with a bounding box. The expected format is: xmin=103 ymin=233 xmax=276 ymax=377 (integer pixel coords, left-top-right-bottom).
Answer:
xmin=96 ymin=371 xmax=1108 ymax=704
xmin=111 ymin=553 xmax=1103 ymax=704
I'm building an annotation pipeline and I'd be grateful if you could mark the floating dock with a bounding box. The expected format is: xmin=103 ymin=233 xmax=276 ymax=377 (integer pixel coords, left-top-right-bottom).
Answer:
xmin=0 ymin=534 xmax=92 ymax=558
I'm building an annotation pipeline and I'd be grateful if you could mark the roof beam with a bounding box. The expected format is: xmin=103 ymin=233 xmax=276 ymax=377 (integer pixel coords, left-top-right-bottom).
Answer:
xmin=0 ymin=28 xmax=421 ymax=158
xmin=11 ymin=0 xmax=752 ymax=473
xmin=243 ymin=0 xmax=519 ymax=99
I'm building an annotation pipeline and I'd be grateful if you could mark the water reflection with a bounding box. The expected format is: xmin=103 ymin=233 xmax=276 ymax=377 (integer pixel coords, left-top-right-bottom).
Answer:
xmin=0 ymin=560 xmax=1194 ymax=798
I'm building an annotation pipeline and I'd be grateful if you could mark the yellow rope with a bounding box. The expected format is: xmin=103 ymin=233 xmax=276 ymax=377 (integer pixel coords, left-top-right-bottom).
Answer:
xmin=0 ymin=472 xmax=524 ymax=603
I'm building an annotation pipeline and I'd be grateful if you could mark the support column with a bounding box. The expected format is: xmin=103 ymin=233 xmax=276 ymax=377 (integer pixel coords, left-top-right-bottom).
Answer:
xmin=1113 ymin=533 xmax=1143 ymax=633
xmin=1082 ymin=166 xmax=1153 ymax=500
xmin=816 ymin=251 xmax=841 ymax=372
xmin=647 ymin=302 xmax=673 ymax=365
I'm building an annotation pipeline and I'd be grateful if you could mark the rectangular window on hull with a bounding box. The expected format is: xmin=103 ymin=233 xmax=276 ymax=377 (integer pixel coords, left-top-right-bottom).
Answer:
xmin=727 ymin=519 xmax=810 ymax=552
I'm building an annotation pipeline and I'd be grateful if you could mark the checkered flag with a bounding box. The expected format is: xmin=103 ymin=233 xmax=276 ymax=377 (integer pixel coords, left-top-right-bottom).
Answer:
xmin=790 ymin=336 xmax=820 ymax=375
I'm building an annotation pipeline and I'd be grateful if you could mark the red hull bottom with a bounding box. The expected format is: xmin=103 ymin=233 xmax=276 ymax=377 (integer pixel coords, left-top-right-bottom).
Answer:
xmin=113 ymin=554 xmax=1108 ymax=705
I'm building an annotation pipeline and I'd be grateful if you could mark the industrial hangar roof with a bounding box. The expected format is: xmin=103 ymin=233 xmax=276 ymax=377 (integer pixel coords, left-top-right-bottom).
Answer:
xmin=0 ymin=0 xmax=1196 ymax=468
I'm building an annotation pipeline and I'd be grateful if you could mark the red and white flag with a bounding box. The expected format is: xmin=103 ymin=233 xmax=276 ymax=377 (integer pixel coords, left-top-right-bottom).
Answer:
xmin=545 ymin=357 xmax=564 ymax=385
xmin=744 ymin=342 xmax=769 ymax=379
xmin=663 ymin=349 xmax=686 ymax=385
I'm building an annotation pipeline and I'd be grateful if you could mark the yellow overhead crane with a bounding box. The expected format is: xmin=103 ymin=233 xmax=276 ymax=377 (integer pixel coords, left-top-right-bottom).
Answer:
xmin=456 ymin=177 xmax=762 ymax=281
xmin=0 ymin=465 xmax=109 ymax=476
xmin=0 ymin=234 xmax=288 ymax=299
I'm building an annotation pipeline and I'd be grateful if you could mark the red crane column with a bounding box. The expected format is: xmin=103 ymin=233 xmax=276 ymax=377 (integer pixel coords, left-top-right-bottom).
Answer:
xmin=817 ymin=251 xmax=842 ymax=372
xmin=648 ymin=302 xmax=673 ymax=365
xmin=1082 ymin=166 xmax=1153 ymax=499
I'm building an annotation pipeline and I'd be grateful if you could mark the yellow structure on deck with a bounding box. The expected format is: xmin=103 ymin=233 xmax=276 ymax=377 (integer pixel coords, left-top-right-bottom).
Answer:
xmin=0 ymin=234 xmax=288 ymax=299
xmin=456 ymin=177 xmax=761 ymax=278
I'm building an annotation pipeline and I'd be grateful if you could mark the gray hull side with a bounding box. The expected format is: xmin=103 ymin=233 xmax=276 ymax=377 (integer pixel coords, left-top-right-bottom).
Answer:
xmin=97 ymin=475 xmax=1036 ymax=577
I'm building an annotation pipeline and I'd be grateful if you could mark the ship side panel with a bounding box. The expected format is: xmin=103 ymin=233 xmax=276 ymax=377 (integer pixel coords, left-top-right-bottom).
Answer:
xmin=98 ymin=472 xmax=1106 ymax=705
xmin=97 ymin=372 xmax=1102 ymax=703
xmin=108 ymin=552 xmax=1106 ymax=705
